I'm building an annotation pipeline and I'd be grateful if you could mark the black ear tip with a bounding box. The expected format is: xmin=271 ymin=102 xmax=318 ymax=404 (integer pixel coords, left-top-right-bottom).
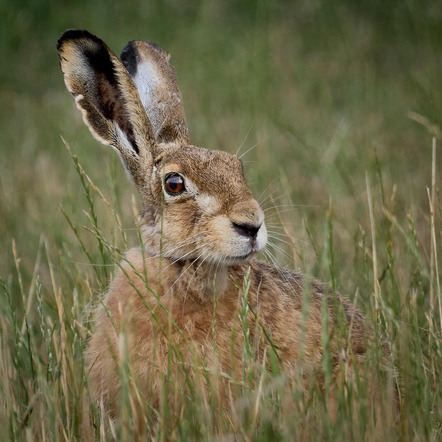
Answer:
xmin=120 ymin=40 xmax=170 ymax=77
xmin=57 ymin=29 xmax=102 ymax=51
xmin=120 ymin=41 xmax=139 ymax=77
xmin=146 ymin=41 xmax=167 ymax=55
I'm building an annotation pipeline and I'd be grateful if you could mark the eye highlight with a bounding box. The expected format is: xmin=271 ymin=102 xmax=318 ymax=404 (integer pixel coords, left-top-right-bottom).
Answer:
xmin=165 ymin=173 xmax=185 ymax=195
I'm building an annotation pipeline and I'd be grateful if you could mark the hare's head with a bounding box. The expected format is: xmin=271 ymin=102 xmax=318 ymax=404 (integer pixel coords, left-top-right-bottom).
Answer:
xmin=58 ymin=30 xmax=267 ymax=265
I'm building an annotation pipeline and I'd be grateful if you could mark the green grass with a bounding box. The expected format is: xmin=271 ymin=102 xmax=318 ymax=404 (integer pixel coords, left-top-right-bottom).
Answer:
xmin=1 ymin=0 xmax=442 ymax=439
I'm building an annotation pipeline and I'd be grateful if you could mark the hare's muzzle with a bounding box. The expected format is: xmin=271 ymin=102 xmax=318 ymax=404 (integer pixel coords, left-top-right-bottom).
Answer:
xmin=229 ymin=200 xmax=267 ymax=254
xmin=231 ymin=222 xmax=261 ymax=239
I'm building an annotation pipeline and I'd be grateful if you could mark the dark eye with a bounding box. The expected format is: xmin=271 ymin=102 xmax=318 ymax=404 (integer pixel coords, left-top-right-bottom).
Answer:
xmin=165 ymin=173 xmax=185 ymax=195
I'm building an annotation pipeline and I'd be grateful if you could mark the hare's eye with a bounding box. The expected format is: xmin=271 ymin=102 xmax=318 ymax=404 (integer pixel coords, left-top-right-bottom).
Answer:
xmin=165 ymin=173 xmax=185 ymax=195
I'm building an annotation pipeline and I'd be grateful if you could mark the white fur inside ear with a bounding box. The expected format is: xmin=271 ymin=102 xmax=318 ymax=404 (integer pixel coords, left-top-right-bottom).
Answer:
xmin=113 ymin=125 xmax=139 ymax=183
xmin=116 ymin=150 xmax=136 ymax=184
xmin=133 ymin=60 xmax=183 ymax=140
xmin=114 ymin=125 xmax=137 ymax=154
xmin=134 ymin=60 xmax=160 ymax=113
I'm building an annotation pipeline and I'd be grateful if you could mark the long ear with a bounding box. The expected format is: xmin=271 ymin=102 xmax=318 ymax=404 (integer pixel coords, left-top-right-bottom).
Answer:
xmin=120 ymin=40 xmax=190 ymax=145
xmin=57 ymin=30 xmax=158 ymax=187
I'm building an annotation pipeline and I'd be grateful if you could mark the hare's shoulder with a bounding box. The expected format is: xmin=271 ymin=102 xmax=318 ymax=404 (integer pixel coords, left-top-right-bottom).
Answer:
xmin=248 ymin=259 xmax=368 ymax=354
xmin=248 ymin=259 xmax=364 ymax=326
xmin=249 ymin=259 xmax=323 ymax=302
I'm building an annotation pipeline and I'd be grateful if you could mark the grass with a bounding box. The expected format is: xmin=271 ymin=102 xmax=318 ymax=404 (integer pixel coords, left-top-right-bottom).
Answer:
xmin=1 ymin=0 xmax=442 ymax=439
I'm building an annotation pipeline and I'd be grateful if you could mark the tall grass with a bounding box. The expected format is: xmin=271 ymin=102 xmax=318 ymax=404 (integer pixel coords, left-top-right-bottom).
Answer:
xmin=1 ymin=0 xmax=442 ymax=440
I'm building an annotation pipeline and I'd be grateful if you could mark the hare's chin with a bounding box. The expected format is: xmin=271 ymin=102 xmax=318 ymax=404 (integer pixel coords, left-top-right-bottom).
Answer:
xmin=222 ymin=251 xmax=255 ymax=264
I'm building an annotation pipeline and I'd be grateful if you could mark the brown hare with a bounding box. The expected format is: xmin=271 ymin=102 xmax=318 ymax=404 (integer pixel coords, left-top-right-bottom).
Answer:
xmin=57 ymin=30 xmax=391 ymax=427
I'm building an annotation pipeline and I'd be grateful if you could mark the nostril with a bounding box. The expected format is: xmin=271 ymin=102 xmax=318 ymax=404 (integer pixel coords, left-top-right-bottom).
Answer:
xmin=232 ymin=222 xmax=261 ymax=239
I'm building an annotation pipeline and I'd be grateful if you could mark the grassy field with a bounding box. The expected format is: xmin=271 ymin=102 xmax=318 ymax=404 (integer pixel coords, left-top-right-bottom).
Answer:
xmin=1 ymin=0 xmax=442 ymax=440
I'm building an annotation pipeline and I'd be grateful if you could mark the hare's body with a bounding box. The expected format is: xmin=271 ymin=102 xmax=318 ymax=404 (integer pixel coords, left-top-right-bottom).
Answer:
xmin=57 ymin=30 xmax=389 ymax=423
xmin=86 ymin=248 xmax=366 ymax=413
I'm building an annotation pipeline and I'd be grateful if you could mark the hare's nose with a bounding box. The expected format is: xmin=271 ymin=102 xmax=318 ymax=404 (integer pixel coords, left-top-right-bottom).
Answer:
xmin=232 ymin=222 xmax=261 ymax=240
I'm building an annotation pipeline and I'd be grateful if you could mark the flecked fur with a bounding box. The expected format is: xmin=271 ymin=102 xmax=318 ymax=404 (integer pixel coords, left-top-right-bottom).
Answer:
xmin=57 ymin=30 xmax=392 ymax=428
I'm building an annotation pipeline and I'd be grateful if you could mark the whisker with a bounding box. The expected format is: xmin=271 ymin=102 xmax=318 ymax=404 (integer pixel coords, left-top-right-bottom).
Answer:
xmin=162 ymin=253 xmax=204 ymax=299
xmin=266 ymin=234 xmax=297 ymax=248
xmin=257 ymin=179 xmax=281 ymax=204
xmin=260 ymin=194 xmax=287 ymax=212
xmin=182 ymin=252 xmax=216 ymax=303
xmin=238 ymin=138 xmax=268 ymax=160
xmin=264 ymin=224 xmax=294 ymax=230
xmin=160 ymin=244 xmax=207 ymax=273
xmin=264 ymin=204 xmax=320 ymax=213
xmin=235 ymin=120 xmax=255 ymax=157
xmin=267 ymin=241 xmax=299 ymax=263
xmin=160 ymin=237 xmax=207 ymax=259
xmin=264 ymin=249 xmax=302 ymax=293
xmin=149 ymin=231 xmax=210 ymax=259
xmin=268 ymin=234 xmax=310 ymax=249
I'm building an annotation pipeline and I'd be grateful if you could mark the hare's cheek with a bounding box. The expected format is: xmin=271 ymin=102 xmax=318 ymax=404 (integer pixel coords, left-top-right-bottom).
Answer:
xmin=162 ymin=209 xmax=195 ymax=241
xmin=206 ymin=216 xmax=243 ymax=255
xmin=196 ymin=194 xmax=222 ymax=216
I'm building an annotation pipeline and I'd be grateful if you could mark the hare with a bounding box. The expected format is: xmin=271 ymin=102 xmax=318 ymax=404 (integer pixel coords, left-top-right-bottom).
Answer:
xmin=57 ymin=30 xmax=390 ymax=425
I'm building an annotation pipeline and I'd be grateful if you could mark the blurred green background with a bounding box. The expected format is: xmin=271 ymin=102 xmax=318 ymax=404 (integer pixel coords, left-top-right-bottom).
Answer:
xmin=1 ymin=0 xmax=442 ymax=438
xmin=1 ymin=0 xmax=442 ymax=311
xmin=2 ymin=0 xmax=442 ymax=284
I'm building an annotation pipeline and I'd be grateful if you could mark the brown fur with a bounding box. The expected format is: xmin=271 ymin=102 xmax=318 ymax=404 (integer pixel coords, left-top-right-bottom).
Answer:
xmin=86 ymin=250 xmax=368 ymax=413
xmin=57 ymin=30 xmax=392 ymax=428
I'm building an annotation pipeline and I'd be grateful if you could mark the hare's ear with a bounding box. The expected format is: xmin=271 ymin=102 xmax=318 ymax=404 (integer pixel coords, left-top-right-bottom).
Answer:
xmin=120 ymin=40 xmax=190 ymax=145
xmin=57 ymin=30 xmax=158 ymax=187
